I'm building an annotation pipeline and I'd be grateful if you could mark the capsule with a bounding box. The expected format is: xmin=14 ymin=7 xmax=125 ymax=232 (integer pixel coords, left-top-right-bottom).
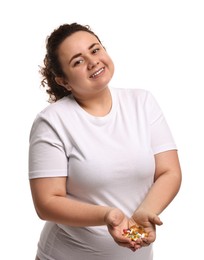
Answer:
xmin=122 ymin=225 xmax=148 ymax=241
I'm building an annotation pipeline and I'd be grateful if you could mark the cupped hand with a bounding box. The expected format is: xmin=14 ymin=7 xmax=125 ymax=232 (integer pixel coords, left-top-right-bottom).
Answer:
xmin=130 ymin=209 xmax=163 ymax=248
xmin=104 ymin=208 xmax=137 ymax=251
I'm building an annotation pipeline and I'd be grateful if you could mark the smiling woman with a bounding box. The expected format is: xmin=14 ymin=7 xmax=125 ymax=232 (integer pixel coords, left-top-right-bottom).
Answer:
xmin=54 ymin=30 xmax=115 ymax=112
xmin=28 ymin=22 xmax=182 ymax=260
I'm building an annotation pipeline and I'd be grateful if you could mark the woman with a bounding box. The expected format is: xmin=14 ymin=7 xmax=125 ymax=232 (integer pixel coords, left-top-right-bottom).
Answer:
xmin=29 ymin=23 xmax=182 ymax=260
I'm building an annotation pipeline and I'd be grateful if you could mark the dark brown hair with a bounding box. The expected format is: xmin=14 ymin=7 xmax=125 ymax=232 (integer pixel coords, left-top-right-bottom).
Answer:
xmin=40 ymin=23 xmax=101 ymax=102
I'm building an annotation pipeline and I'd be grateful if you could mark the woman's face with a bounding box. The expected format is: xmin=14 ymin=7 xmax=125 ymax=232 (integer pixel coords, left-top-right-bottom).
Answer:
xmin=56 ymin=31 xmax=115 ymax=100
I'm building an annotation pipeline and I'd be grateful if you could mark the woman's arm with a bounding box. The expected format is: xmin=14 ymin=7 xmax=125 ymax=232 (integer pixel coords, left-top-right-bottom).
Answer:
xmin=135 ymin=149 xmax=182 ymax=216
xmin=30 ymin=176 xmax=136 ymax=249
xmin=30 ymin=176 xmax=112 ymax=227
xmin=129 ymin=150 xmax=182 ymax=247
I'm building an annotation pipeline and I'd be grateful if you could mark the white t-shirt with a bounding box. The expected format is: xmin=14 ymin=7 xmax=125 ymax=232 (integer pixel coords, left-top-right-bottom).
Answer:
xmin=29 ymin=88 xmax=176 ymax=260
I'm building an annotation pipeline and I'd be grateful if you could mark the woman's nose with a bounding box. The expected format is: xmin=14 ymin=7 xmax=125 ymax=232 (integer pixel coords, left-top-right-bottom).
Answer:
xmin=87 ymin=60 xmax=99 ymax=70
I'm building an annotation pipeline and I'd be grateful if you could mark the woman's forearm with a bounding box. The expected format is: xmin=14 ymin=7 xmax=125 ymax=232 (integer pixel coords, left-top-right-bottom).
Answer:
xmin=36 ymin=195 xmax=112 ymax=226
xmin=30 ymin=177 xmax=112 ymax=227
xmin=136 ymin=150 xmax=182 ymax=215
xmin=136 ymin=170 xmax=181 ymax=215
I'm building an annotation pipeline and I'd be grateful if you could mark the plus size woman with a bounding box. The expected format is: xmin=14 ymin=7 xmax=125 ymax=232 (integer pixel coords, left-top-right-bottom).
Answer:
xmin=29 ymin=23 xmax=182 ymax=260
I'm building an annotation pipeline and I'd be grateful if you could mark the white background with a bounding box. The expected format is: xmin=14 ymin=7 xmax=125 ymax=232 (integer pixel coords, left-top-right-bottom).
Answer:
xmin=0 ymin=0 xmax=204 ymax=259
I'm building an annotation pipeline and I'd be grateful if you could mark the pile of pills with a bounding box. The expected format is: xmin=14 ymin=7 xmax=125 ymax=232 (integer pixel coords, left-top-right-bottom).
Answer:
xmin=122 ymin=225 xmax=148 ymax=241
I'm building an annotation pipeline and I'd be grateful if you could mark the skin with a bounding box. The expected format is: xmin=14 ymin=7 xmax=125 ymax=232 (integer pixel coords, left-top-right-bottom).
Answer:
xmin=55 ymin=31 xmax=115 ymax=116
xmin=30 ymin=31 xmax=182 ymax=252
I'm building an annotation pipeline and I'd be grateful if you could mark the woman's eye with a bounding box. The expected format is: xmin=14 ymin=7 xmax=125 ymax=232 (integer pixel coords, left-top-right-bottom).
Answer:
xmin=92 ymin=48 xmax=100 ymax=54
xmin=73 ymin=59 xmax=83 ymax=66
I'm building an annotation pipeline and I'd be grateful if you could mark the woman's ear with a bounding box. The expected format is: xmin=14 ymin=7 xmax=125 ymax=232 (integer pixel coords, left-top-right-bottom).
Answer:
xmin=55 ymin=77 xmax=72 ymax=91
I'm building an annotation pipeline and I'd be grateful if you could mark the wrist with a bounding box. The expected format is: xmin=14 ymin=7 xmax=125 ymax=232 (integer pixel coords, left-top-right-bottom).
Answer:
xmin=104 ymin=207 xmax=124 ymax=227
xmin=132 ymin=208 xmax=163 ymax=226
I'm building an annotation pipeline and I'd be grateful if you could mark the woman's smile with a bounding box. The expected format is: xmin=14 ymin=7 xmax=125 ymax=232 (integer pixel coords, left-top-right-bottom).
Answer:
xmin=89 ymin=67 xmax=105 ymax=78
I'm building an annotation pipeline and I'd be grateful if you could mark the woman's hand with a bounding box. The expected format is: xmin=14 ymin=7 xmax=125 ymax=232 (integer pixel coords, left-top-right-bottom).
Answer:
xmin=130 ymin=209 xmax=163 ymax=248
xmin=104 ymin=208 xmax=139 ymax=251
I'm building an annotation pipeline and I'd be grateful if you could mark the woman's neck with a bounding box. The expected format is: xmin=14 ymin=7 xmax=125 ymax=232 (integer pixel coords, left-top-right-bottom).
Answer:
xmin=74 ymin=87 xmax=112 ymax=117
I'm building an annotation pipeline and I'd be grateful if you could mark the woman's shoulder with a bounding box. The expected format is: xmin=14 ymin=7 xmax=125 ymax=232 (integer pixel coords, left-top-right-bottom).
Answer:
xmin=39 ymin=96 xmax=73 ymax=115
xmin=111 ymin=87 xmax=152 ymax=101
xmin=32 ymin=96 xmax=74 ymax=125
xmin=112 ymin=87 xmax=150 ymax=94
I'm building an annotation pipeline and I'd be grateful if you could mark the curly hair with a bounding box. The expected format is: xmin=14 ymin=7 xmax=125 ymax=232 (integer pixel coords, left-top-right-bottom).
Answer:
xmin=40 ymin=23 xmax=102 ymax=102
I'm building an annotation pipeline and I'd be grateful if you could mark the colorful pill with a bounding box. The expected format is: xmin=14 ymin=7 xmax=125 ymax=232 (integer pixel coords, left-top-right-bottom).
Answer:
xmin=122 ymin=225 xmax=148 ymax=241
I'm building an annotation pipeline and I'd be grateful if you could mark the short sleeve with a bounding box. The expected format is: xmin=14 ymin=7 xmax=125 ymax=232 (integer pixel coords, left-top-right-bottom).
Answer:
xmin=145 ymin=91 xmax=177 ymax=154
xmin=28 ymin=116 xmax=68 ymax=179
